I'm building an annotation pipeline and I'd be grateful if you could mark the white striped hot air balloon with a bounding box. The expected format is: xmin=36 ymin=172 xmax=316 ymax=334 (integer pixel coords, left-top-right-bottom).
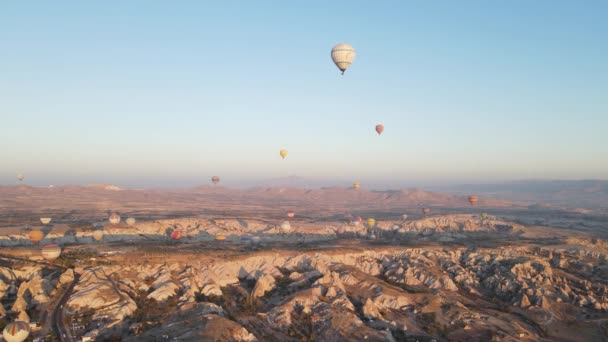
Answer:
xmin=331 ymin=43 xmax=356 ymax=75
xmin=41 ymin=244 xmax=61 ymax=262
xmin=3 ymin=321 xmax=30 ymax=342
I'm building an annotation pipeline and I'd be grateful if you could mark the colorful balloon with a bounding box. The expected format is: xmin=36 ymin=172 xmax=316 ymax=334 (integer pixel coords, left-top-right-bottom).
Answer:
xmin=212 ymin=176 xmax=220 ymax=185
xmin=109 ymin=214 xmax=121 ymax=225
xmin=280 ymin=149 xmax=288 ymax=159
xmin=468 ymin=195 xmax=478 ymax=206
xmin=331 ymin=43 xmax=356 ymax=75
xmin=353 ymin=182 xmax=360 ymax=190
xmin=353 ymin=216 xmax=363 ymax=225
xmin=40 ymin=217 xmax=52 ymax=225
xmin=215 ymin=235 xmax=226 ymax=241
xmin=480 ymin=213 xmax=488 ymax=219
xmin=171 ymin=230 xmax=182 ymax=240
xmin=375 ymin=124 xmax=384 ymax=135
xmin=2 ymin=321 xmax=30 ymax=342
xmin=287 ymin=210 xmax=295 ymax=218
xmin=367 ymin=218 xmax=376 ymax=228
xmin=41 ymin=244 xmax=61 ymax=262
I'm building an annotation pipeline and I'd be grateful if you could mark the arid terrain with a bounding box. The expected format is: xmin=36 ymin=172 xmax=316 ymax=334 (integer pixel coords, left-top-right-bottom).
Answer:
xmin=1 ymin=185 xmax=608 ymax=341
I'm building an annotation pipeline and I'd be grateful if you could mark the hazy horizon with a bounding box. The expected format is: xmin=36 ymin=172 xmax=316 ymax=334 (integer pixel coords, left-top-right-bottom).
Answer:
xmin=2 ymin=1 xmax=607 ymax=185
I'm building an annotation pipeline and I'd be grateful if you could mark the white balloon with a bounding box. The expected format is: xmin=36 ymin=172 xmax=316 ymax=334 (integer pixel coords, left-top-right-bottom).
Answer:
xmin=126 ymin=217 xmax=136 ymax=226
xmin=331 ymin=43 xmax=356 ymax=74
xmin=40 ymin=217 xmax=52 ymax=225
xmin=280 ymin=221 xmax=291 ymax=233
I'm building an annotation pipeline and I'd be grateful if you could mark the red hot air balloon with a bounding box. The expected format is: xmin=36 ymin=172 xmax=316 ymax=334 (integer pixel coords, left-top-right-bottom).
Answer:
xmin=287 ymin=210 xmax=295 ymax=218
xmin=353 ymin=216 xmax=363 ymax=225
xmin=171 ymin=230 xmax=182 ymax=240
xmin=375 ymin=124 xmax=384 ymax=135
xmin=468 ymin=195 xmax=478 ymax=206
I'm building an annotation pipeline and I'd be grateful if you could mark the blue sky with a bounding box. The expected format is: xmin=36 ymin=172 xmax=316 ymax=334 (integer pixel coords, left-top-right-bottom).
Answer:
xmin=1 ymin=1 xmax=606 ymax=188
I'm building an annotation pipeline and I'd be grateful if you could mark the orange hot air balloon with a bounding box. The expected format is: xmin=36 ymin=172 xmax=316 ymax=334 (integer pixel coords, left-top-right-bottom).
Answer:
xmin=280 ymin=149 xmax=288 ymax=159
xmin=375 ymin=124 xmax=384 ymax=135
xmin=422 ymin=208 xmax=430 ymax=215
xmin=171 ymin=230 xmax=182 ymax=240
xmin=468 ymin=195 xmax=478 ymax=206
xmin=353 ymin=182 xmax=360 ymax=190
xmin=28 ymin=230 xmax=44 ymax=244
xmin=215 ymin=235 xmax=226 ymax=241
xmin=211 ymin=176 xmax=220 ymax=185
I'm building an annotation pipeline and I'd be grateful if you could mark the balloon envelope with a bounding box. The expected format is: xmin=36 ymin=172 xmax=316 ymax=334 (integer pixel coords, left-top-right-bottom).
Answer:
xmin=215 ymin=235 xmax=226 ymax=241
xmin=367 ymin=218 xmax=376 ymax=227
xmin=40 ymin=217 xmax=52 ymax=225
xmin=93 ymin=230 xmax=104 ymax=241
xmin=29 ymin=230 xmax=44 ymax=244
xmin=353 ymin=182 xmax=360 ymax=190
xmin=171 ymin=230 xmax=182 ymax=240
xmin=41 ymin=244 xmax=61 ymax=261
xmin=401 ymin=214 xmax=408 ymax=221
xmin=468 ymin=195 xmax=478 ymax=206
xmin=353 ymin=216 xmax=362 ymax=225
xmin=3 ymin=321 xmax=30 ymax=342
xmin=212 ymin=176 xmax=220 ymax=185
xmin=280 ymin=149 xmax=288 ymax=159
xmin=481 ymin=213 xmax=488 ymax=219
xmin=109 ymin=214 xmax=121 ymax=225
xmin=126 ymin=217 xmax=136 ymax=226
xmin=331 ymin=43 xmax=356 ymax=74
xmin=375 ymin=124 xmax=384 ymax=135
xmin=287 ymin=210 xmax=295 ymax=218
xmin=280 ymin=221 xmax=292 ymax=232
xmin=16 ymin=174 xmax=24 ymax=182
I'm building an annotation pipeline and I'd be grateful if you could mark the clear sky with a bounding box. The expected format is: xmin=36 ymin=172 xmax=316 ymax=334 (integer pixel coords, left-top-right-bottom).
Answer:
xmin=1 ymin=1 xmax=606 ymax=188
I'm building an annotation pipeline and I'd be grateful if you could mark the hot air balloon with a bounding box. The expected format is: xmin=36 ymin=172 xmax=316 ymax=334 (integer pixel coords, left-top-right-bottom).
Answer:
xmin=331 ymin=43 xmax=356 ymax=75
xmin=212 ymin=176 xmax=220 ymax=185
xmin=287 ymin=210 xmax=295 ymax=218
xmin=280 ymin=221 xmax=292 ymax=233
xmin=171 ymin=230 xmax=182 ymax=240
xmin=215 ymin=235 xmax=226 ymax=241
xmin=126 ymin=217 xmax=136 ymax=226
xmin=353 ymin=182 xmax=360 ymax=190
xmin=2 ymin=321 xmax=30 ymax=342
xmin=480 ymin=213 xmax=488 ymax=219
xmin=41 ymin=244 xmax=61 ymax=262
xmin=367 ymin=218 xmax=376 ymax=228
xmin=109 ymin=214 xmax=121 ymax=225
xmin=280 ymin=149 xmax=288 ymax=159
xmin=28 ymin=230 xmax=44 ymax=244
xmin=93 ymin=230 xmax=104 ymax=241
xmin=353 ymin=216 xmax=363 ymax=225
xmin=422 ymin=208 xmax=430 ymax=215
xmin=468 ymin=195 xmax=478 ymax=206
xmin=375 ymin=124 xmax=384 ymax=135
xmin=40 ymin=217 xmax=52 ymax=225
xmin=16 ymin=174 xmax=24 ymax=182
xmin=251 ymin=236 xmax=261 ymax=245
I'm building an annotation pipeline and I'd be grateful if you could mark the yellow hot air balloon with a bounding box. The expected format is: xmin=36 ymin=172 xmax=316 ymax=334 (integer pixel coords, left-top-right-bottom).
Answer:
xmin=215 ymin=235 xmax=227 ymax=241
xmin=28 ymin=230 xmax=44 ymax=244
xmin=367 ymin=218 xmax=376 ymax=228
xmin=92 ymin=230 xmax=104 ymax=241
xmin=280 ymin=149 xmax=288 ymax=159
xmin=353 ymin=182 xmax=360 ymax=190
